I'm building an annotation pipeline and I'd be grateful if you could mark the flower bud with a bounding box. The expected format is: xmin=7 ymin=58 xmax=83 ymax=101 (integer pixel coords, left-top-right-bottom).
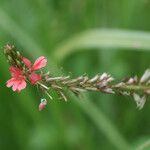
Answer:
xmin=39 ymin=99 xmax=47 ymax=111
xmin=4 ymin=44 xmax=14 ymax=54
xmin=16 ymin=60 xmax=22 ymax=67
xmin=7 ymin=56 xmax=15 ymax=65
xmin=16 ymin=51 xmax=22 ymax=59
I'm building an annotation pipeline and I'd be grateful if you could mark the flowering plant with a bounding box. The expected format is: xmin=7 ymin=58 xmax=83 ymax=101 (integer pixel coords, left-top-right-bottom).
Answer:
xmin=4 ymin=44 xmax=150 ymax=111
xmin=7 ymin=56 xmax=47 ymax=92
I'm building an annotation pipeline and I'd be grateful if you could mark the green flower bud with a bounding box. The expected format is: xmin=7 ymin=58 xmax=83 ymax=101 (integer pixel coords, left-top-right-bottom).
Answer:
xmin=7 ymin=55 xmax=13 ymax=62
xmin=17 ymin=51 xmax=22 ymax=59
xmin=16 ymin=60 xmax=22 ymax=67
xmin=4 ymin=44 xmax=14 ymax=54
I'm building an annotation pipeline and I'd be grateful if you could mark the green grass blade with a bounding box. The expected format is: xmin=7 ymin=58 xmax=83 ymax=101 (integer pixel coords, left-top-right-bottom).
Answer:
xmin=54 ymin=29 xmax=150 ymax=61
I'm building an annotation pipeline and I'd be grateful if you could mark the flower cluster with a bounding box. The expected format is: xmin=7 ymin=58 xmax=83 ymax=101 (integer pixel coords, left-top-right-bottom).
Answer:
xmin=7 ymin=56 xmax=47 ymax=92
xmin=4 ymin=44 xmax=47 ymax=111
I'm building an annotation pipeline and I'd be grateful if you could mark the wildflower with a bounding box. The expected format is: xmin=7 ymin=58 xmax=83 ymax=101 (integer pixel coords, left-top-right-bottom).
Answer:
xmin=6 ymin=55 xmax=47 ymax=92
xmin=6 ymin=66 xmax=26 ymax=92
xmin=39 ymin=99 xmax=47 ymax=111
xmin=22 ymin=56 xmax=47 ymax=84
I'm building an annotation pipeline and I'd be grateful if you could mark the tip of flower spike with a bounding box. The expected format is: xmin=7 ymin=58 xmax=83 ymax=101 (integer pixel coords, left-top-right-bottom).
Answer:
xmin=4 ymin=44 xmax=15 ymax=54
xmin=39 ymin=99 xmax=47 ymax=111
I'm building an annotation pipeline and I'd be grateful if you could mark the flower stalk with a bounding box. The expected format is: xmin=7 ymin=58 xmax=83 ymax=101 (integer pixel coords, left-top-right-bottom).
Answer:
xmin=4 ymin=44 xmax=150 ymax=110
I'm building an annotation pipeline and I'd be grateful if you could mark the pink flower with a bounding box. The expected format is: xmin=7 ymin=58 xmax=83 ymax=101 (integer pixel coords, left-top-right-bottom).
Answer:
xmin=6 ymin=56 xmax=47 ymax=92
xmin=22 ymin=56 xmax=47 ymax=84
xmin=6 ymin=67 xmax=26 ymax=92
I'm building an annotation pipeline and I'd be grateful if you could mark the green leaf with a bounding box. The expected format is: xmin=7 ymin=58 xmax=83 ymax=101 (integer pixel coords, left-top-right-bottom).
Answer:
xmin=54 ymin=29 xmax=150 ymax=61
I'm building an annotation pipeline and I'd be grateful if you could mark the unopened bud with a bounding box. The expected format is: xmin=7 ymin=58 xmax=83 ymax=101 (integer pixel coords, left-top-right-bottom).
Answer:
xmin=4 ymin=44 xmax=14 ymax=54
xmin=16 ymin=51 xmax=22 ymax=58
xmin=39 ymin=99 xmax=47 ymax=111
xmin=7 ymin=56 xmax=14 ymax=64
xmin=16 ymin=60 xmax=22 ymax=67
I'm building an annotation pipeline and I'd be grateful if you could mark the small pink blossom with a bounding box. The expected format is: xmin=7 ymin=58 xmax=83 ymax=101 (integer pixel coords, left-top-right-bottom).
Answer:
xmin=6 ymin=66 xmax=26 ymax=92
xmin=22 ymin=56 xmax=47 ymax=85
xmin=6 ymin=56 xmax=47 ymax=92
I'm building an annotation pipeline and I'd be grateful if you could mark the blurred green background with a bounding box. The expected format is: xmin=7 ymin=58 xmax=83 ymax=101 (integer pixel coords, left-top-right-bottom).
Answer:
xmin=0 ymin=0 xmax=150 ymax=150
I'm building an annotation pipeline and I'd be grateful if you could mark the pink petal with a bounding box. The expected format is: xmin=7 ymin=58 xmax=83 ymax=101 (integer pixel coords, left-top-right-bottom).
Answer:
xmin=17 ymin=80 xmax=27 ymax=91
xmin=6 ymin=78 xmax=26 ymax=92
xmin=6 ymin=78 xmax=15 ymax=87
xmin=29 ymin=72 xmax=42 ymax=85
xmin=32 ymin=56 xmax=47 ymax=71
xmin=9 ymin=66 xmax=22 ymax=77
xmin=22 ymin=57 xmax=32 ymax=68
xmin=12 ymin=81 xmax=19 ymax=91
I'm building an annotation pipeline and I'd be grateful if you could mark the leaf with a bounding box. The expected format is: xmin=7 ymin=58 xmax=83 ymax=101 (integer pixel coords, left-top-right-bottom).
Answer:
xmin=54 ymin=29 xmax=150 ymax=61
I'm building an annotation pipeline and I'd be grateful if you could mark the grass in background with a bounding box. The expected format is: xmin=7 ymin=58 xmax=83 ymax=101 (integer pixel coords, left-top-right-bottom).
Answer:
xmin=0 ymin=0 xmax=150 ymax=150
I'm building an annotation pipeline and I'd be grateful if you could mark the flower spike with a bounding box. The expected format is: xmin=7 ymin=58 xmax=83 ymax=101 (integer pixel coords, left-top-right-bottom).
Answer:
xmin=4 ymin=44 xmax=150 ymax=110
